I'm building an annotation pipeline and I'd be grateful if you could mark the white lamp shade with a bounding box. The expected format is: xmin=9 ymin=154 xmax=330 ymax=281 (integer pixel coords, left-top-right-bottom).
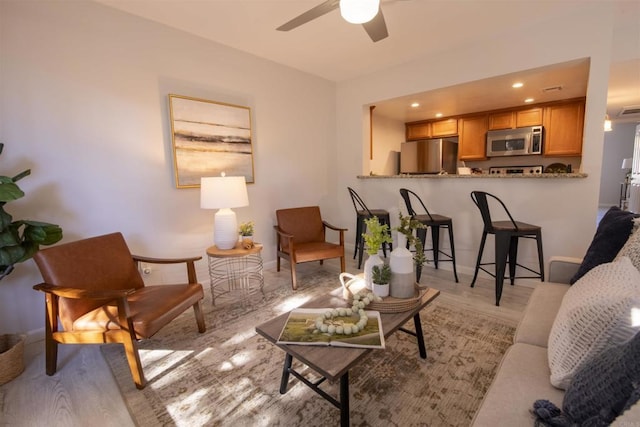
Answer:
xmin=622 ymin=158 xmax=633 ymax=169
xmin=340 ymin=0 xmax=380 ymax=24
xmin=200 ymin=175 xmax=249 ymax=249
xmin=200 ymin=176 xmax=248 ymax=209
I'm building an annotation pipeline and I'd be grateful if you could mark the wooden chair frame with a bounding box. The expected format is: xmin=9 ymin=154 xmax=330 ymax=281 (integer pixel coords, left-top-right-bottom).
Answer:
xmin=33 ymin=234 xmax=206 ymax=389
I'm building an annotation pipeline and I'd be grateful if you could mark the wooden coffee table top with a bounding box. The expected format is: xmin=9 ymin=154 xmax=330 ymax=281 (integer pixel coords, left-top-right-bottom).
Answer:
xmin=255 ymin=286 xmax=440 ymax=381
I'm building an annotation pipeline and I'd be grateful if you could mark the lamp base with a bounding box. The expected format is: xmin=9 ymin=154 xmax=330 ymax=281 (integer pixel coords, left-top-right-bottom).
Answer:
xmin=214 ymin=208 xmax=239 ymax=250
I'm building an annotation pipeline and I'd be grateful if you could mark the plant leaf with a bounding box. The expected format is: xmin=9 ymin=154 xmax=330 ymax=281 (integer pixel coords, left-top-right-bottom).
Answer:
xmin=0 ymin=181 xmax=24 ymax=202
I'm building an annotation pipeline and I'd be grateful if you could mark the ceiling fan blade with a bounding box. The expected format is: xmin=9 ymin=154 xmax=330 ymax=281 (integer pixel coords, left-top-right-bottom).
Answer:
xmin=276 ymin=0 xmax=340 ymax=32
xmin=362 ymin=9 xmax=388 ymax=42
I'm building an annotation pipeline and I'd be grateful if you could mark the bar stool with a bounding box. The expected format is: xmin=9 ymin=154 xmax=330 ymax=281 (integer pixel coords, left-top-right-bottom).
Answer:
xmin=399 ymin=188 xmax=458 ymax=283
xmin=470 ymin=191 xmax=544 ymax=306
xmin=347 ymin=187 xmax=392 ymax=269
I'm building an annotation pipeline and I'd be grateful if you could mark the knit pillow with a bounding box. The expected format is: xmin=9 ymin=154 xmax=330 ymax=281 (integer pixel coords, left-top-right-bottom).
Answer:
xmin=570 ymin=206 xmax=636 ymax=284
xmin=533 ymin=332 xmax=640 ymax=426
xmin=616 ymin=218 xmax=640 ymax=272
xmin=548 ymin=256 xmax=640 ymax=389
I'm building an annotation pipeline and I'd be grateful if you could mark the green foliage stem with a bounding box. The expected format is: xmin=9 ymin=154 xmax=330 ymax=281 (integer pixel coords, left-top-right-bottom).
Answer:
xmin=362 ymin=216 xmax=392 ymax=256
xmin=395 ymin=213 xmax=428 ymax=268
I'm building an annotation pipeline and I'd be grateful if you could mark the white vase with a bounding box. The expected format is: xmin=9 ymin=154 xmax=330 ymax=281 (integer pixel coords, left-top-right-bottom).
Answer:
xmin=372 ymin=282 xmax=390 ymax=298
xmin=363 ymin=253 xmax=383 ymax=290
xmin=390 ymin=233 xmax=415 ymax=298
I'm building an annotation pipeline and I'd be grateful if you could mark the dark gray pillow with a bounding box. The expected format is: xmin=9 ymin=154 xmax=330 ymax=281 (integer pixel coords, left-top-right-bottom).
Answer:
xmin=532 ymin=331 xmax=640 ymax=426
xmin=570 ymin=206 xmax=637 ymax=284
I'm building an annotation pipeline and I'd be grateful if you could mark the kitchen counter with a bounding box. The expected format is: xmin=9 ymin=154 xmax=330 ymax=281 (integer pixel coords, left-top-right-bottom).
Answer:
xmin=358 ymin=173 xmax=588 ymax=179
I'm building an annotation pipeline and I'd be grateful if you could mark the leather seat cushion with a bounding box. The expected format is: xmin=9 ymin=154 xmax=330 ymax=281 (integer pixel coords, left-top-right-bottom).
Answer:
xmin=283 ymin=242 xmax=344 ymax=263
xmin=72 ymin=283 xmax=204 ymax=339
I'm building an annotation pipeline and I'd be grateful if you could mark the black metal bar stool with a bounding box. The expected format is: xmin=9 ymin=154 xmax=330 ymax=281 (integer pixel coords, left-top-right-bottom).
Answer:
xmin=347 ymin=187 xmax=392 ymax=269
xmin=399 ymin=188 xmax=458 ymax=283
xmin=470 ymin=191 xmax=544 ymax=306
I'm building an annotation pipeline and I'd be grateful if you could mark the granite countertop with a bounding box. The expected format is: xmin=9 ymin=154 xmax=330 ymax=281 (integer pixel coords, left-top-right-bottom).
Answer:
xmin=357 ymin=173 xmax=588 ymax=179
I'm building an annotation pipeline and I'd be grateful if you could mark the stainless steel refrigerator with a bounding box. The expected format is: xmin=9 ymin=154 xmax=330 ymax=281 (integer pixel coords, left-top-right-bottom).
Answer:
xmin=400 ymin=138 xmax=459 ymax=174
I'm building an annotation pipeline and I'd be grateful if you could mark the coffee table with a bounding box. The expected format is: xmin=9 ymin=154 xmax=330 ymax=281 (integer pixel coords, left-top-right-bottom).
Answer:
xmin=255 ymin=285 xmax=440 ymax=426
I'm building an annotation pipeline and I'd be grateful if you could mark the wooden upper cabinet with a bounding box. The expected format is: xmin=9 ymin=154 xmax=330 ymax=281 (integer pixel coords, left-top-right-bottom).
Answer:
xmin=543 ymin=100 xmax=585 ymax=156
xmin=431 ymin=118 xmax=458 ymax=137
xmin=488 ymin=112 xmax=514 ymax=130
xmin=458 ymin=115 xmax=488 ymax=161
xmin=489 ymin=108 xmax=543 ymax=130
xmin=406 ymin=122 xmax=430 ymax=140
xmin=516 ymin=108 xmax=543 ymax=127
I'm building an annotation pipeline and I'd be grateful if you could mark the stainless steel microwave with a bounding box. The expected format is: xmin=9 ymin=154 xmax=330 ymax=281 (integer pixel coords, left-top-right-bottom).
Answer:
xmin=486 ymin=126 xmax=543 ymax=157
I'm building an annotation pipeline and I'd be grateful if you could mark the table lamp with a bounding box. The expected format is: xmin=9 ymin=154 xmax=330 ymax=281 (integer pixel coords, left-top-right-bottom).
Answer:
xmin=201 ymin=173 xmax=249 ymax=250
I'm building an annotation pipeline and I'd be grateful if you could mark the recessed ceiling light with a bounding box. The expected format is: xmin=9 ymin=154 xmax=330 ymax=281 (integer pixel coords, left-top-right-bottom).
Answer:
xmin=410 ymin=102 xmax=420 ymax=108
xmin=435 ymin=113 xmax=443 ymax=118
xmin=512 ymin=82 xmax=524 ymax=88
xmin=524 ymin=98 xmax=534 ymax=103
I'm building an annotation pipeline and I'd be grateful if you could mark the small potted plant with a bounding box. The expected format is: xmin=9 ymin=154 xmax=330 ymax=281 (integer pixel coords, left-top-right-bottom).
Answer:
xmin=362 ymin=216 xmax=393 ymax=289
xmin=371 ymin=263 xmax=391 ymax=297
xmin=238 ymin=221 xmax=255 ymax=248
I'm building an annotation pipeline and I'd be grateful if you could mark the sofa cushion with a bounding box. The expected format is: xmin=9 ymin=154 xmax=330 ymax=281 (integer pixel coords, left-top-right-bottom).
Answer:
xmin=548 ymin=257 xmax=640 ymax=389
xmin=471 ymin=343 xmax=565 ymax=426
xmin=514 ymin=282 xmax=570 ymax=347
xmin=570 ymin=206 xmax=636 ymax=284
xmin=533 ymin=331 xmax=640 ymax=426
xmin=616 ymin=218 xmax=640 ymax=271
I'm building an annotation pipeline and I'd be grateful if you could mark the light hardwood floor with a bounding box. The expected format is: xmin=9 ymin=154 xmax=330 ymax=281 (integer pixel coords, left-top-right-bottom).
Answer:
xmin=0 ymin=253 xmax=533 ymax=426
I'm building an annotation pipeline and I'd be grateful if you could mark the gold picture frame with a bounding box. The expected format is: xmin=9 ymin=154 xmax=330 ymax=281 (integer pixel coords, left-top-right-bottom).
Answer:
xmin=169 ymin=94 xmax=254 ymax=188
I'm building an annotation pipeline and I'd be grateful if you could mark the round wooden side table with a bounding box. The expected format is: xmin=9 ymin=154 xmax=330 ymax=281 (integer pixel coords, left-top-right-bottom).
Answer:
xmin=206 ymin=242 xmax=264 ymax=305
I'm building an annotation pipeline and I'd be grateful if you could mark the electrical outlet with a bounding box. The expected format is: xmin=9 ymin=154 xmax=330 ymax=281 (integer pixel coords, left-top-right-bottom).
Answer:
xmin=141 ymin=263 xmax=151 ymax=275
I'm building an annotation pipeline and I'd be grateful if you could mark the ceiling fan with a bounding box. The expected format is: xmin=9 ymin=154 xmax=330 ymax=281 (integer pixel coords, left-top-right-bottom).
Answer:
xmin=276 ymin=0 xmax=389 ymax=43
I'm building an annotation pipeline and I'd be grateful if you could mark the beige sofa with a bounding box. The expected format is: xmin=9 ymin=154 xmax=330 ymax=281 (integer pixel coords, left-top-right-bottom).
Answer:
xmin=471 ymin=256 xmax=640 ymax=426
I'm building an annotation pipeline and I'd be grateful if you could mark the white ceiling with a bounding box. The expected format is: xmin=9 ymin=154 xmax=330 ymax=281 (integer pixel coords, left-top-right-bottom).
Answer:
xmin=97 ymin=0 xmax=640 ymax=124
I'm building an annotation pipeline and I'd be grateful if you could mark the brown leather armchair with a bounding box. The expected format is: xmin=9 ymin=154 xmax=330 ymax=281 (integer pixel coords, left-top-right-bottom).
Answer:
xmin=274 ymin=206 xmax=347 ymax=290
xmin=32 ymin=232 xmax=206 ymax=389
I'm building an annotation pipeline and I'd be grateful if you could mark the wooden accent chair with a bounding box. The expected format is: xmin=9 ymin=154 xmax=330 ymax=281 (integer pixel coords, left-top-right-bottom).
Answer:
xmin=32 ymin=232 xmax=206 ymax=389
xmin=274 ymin=206 xmax=347 ymax=290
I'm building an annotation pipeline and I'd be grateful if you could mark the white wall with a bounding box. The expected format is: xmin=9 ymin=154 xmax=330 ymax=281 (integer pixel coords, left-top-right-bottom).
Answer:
xmin=331 ymin=3 xmax=616 ymax=277
xmin=370 ymin=112 xmax=404 ymax=176
xmin=0 ymin=1 xmax=335 ymax=334
xmin=599 ymin=123 xmax=637 ymax=206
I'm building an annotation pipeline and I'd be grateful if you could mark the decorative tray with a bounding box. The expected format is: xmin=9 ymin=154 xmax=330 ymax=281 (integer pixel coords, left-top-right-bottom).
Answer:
xmin=339 ymin=272 xmax=427 ymax=313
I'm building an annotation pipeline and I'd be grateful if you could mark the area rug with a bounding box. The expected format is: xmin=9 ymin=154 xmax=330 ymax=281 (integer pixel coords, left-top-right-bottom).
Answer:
xmin=101 ymin=270 xmax=516 ymax=426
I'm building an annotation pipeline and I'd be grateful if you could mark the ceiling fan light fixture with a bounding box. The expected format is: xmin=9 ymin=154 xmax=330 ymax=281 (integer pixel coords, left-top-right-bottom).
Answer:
xmin=339 ymin=0 xmax=380 ymax=24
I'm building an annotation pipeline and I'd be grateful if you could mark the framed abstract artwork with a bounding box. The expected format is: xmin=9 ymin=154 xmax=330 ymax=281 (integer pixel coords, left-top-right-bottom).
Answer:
xmin=169 ymin=94 xmax=254 ymax=188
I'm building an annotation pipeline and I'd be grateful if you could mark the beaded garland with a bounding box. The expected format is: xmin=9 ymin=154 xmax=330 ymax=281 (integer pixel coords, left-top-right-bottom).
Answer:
xmin=313 ymin=290 xmax=383 ymax=335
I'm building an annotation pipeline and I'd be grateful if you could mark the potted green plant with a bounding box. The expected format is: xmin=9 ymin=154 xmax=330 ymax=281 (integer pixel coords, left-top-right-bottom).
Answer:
xmin=238 ymin=221 xmax=254 ymax=248
xmin=238 ymin=221 xmax=254 ymax=237
xmin=362 ymin=216 xmax=392 ymax=289
xmin=0 ymin=142 xmax=63 ymax=385
xmin=371 ymin=263 xmax=391 ymax=297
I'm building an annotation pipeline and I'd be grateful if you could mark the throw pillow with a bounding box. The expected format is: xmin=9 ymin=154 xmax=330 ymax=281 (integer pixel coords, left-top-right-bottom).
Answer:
xmin=616 ymin=217 xmax=640 ymax=272
xmin=570 ymin=206 xmax=637 ymax=284
xmin=533 ymin=332 xmax=640 ymax=427
xmin=548 ymin=256 xmax=640 ymax=389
